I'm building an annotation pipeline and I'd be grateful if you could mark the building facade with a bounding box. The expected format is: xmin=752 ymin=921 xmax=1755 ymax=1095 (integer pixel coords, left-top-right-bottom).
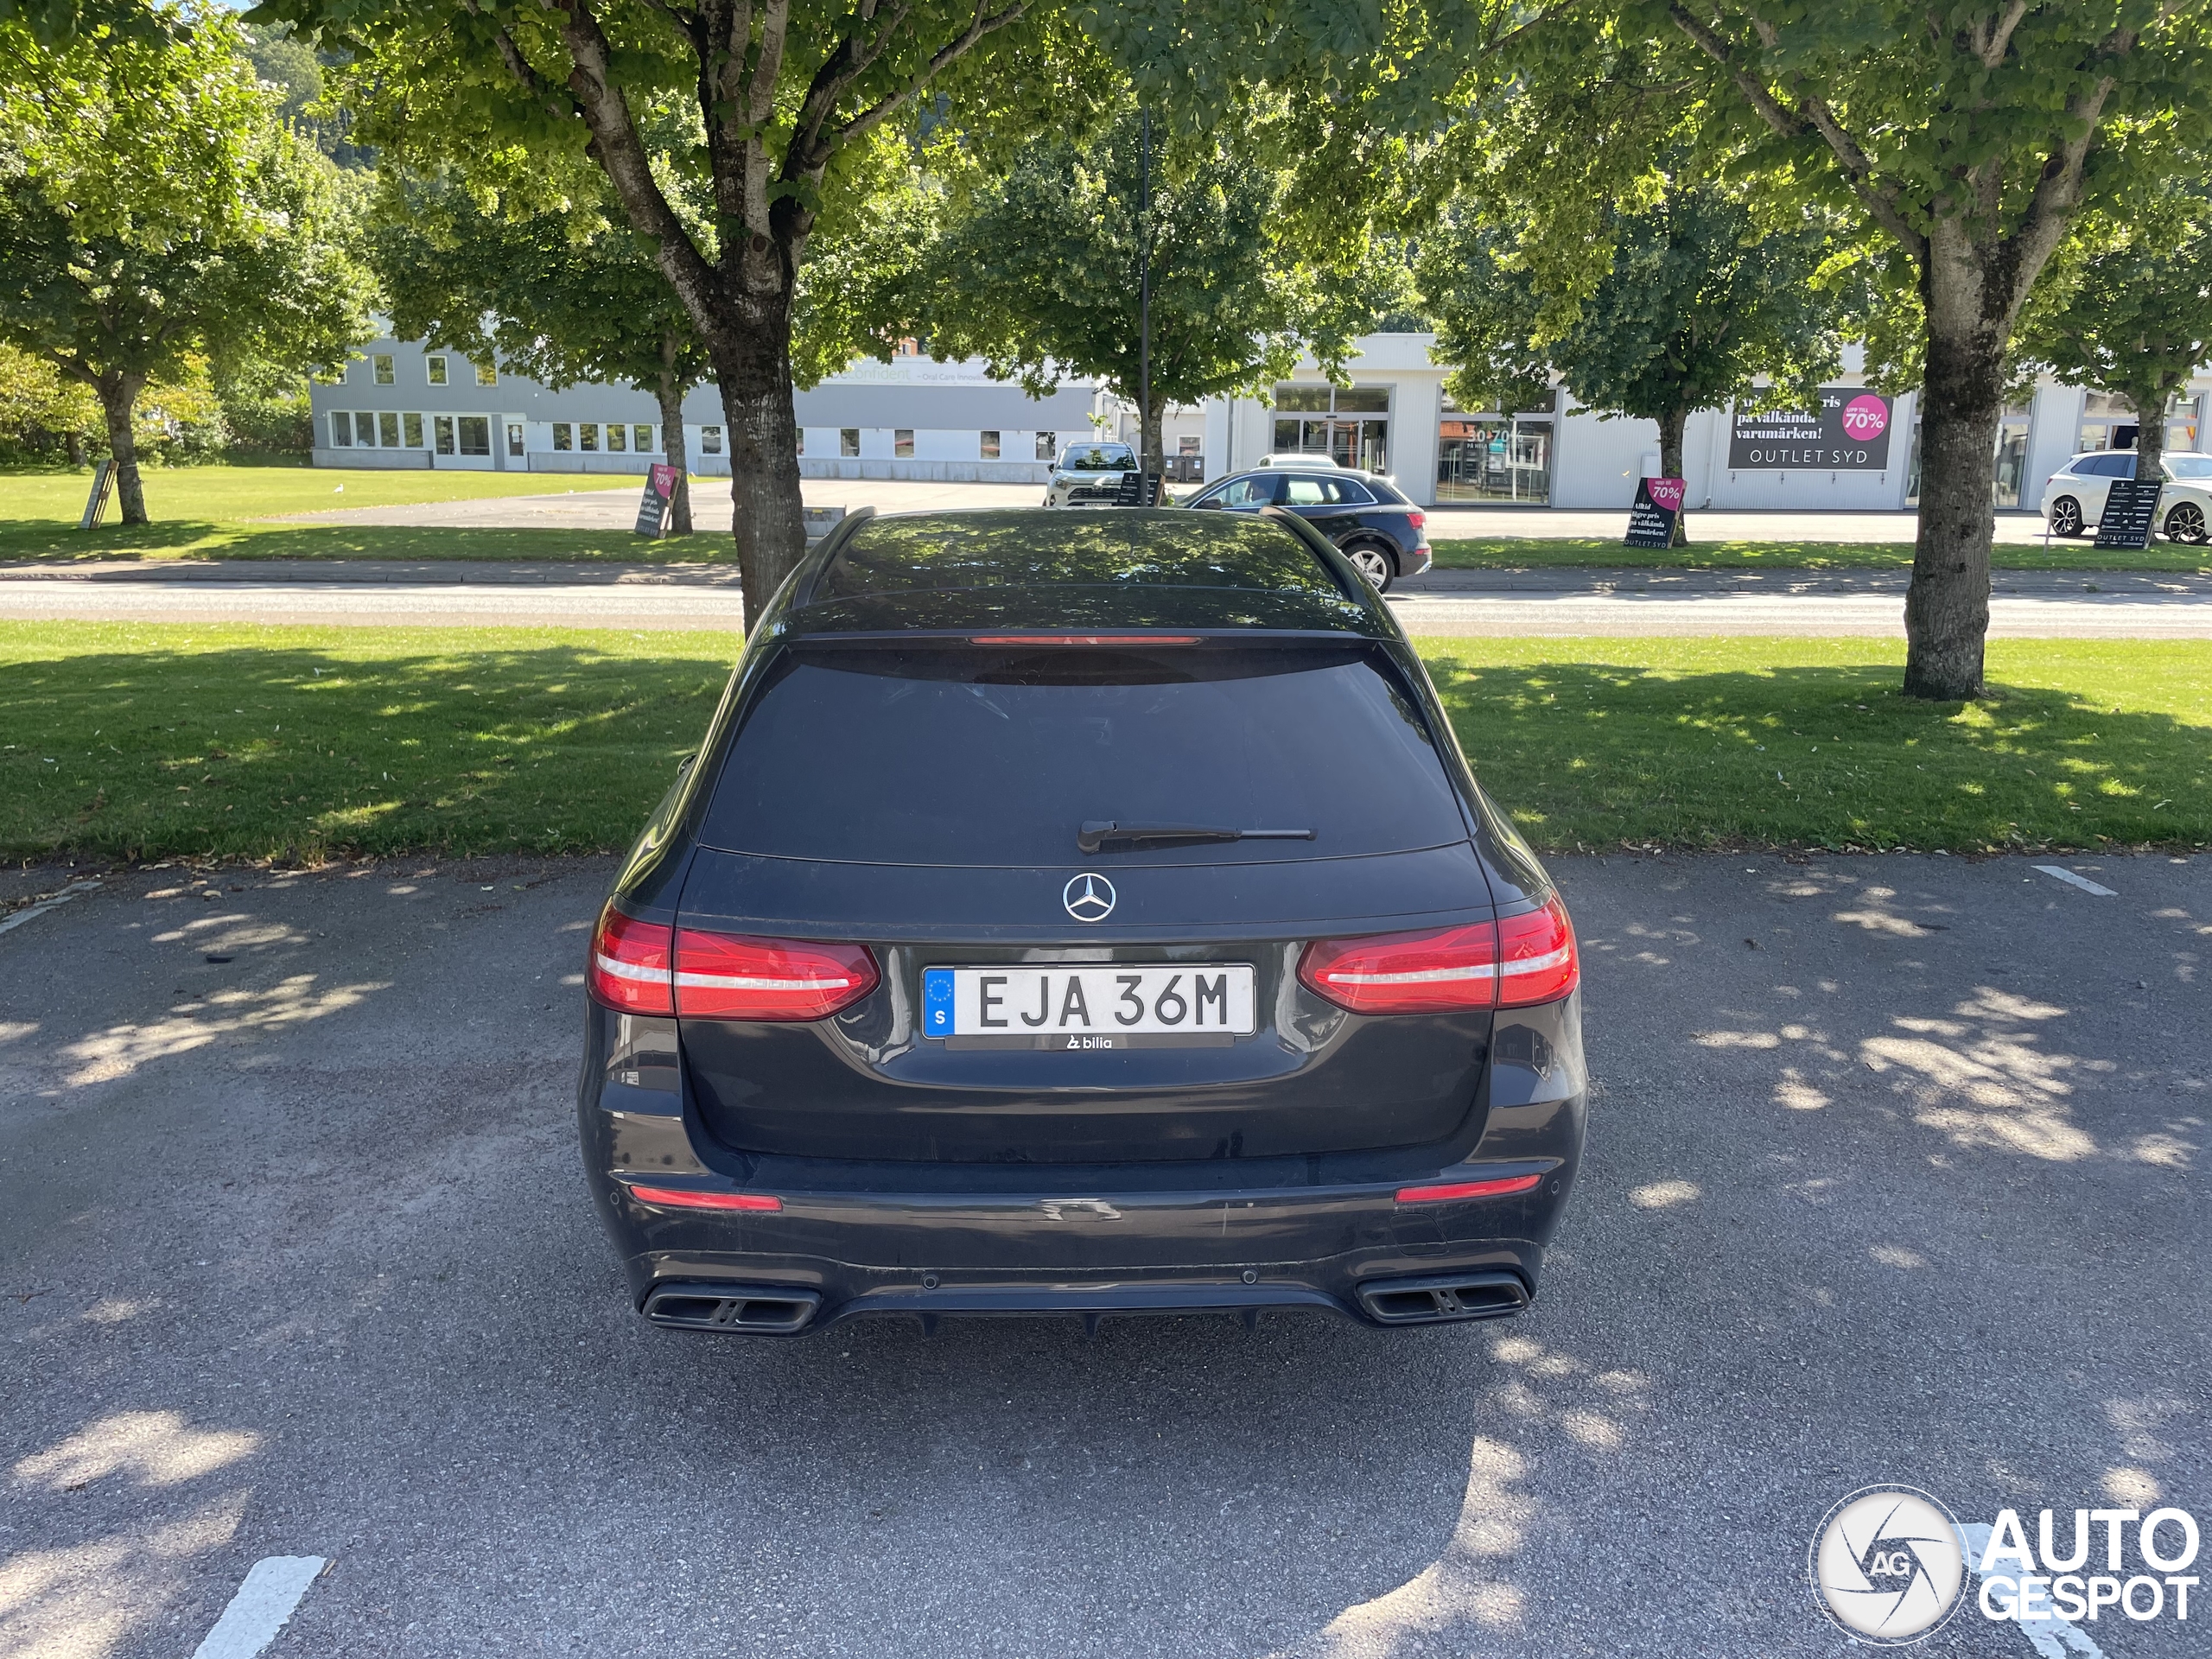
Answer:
xmin=315 ymin=330 xmax=2210 ymax=516
xmin=309 ymin=335 xmax=1106 ymax=483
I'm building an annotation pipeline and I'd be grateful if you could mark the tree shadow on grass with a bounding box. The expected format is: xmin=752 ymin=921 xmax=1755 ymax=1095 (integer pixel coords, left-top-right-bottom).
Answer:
xmin=1424 ymin=656 xmax=2212 ymax=851
xmin=0 ymin=520 xmax=734 ymax=563
xmin=0 ymin=639 xmax=738 ymax=861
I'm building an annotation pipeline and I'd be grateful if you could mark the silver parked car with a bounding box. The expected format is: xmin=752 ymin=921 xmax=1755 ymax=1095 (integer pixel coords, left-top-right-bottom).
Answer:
xmin=1042 ymin=441 xmax=1145 ymax=508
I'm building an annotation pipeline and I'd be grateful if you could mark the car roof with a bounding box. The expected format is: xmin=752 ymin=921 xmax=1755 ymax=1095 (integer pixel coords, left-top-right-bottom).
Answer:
xmin=784 ymin=508 xmax=1390 ymax=638
xmin=1254 ymin=452 xmax=1340 ymax=467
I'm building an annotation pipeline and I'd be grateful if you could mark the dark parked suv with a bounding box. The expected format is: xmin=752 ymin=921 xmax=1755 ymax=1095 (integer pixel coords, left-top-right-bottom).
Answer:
xmin=580 ymin=506 xmax=1584 ymax=1336
xmin=1184 ymin=467 xmax=1432 ymax=590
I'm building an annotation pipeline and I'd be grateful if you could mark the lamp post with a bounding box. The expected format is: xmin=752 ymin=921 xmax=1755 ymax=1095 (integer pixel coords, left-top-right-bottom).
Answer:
xmin=1138 ymin=106 xmax=1152 ymax=483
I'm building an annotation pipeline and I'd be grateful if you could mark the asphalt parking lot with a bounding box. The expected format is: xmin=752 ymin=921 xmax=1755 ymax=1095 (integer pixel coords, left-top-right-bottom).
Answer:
xmin=2 ymin=852 xmax=2204 ymax=1658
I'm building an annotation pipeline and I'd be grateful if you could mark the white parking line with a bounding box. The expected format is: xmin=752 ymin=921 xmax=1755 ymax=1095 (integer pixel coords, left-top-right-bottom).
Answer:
xmin=189 ymin=1556 xmax=327 ymax=1659
xmin=0 ymin=879 xmax=102 ymax=937
xmin=1957 ymin=1523 xmax=2107 ymax=1659
xmin=2032 ymin=865 xmax=2118 ymax=897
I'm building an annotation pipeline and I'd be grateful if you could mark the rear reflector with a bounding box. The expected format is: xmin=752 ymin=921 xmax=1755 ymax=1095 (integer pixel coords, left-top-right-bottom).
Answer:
xmin=969 ymin=634 xmax=1203 ymax=645
xmin=588 ymin=904 xmax=675 ymax=1015
xmin=625 ymin=1184 xmax=782 ymax=1212
xmin=674 ymin=930 xmax=878 ymax=1020
xmin=1395 ymin=1173 xmax=1543 ymax=1204
xmin=1299 ymin=893 xmax=1578 ymax=1014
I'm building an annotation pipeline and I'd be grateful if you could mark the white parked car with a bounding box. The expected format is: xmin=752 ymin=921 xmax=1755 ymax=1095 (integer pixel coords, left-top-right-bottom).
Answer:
xmin=1041 ymin=441 xmax=1142 ymax=507
xmin=2040 ymin=450 xmax=2212 ymax=543
xmin=1251 ymin=452 xmax=1341 ymax=468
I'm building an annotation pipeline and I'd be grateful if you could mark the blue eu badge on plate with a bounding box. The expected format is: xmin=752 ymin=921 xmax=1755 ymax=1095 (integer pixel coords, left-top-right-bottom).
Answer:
xmin=923 ymin=968 xmax=953 ymax=1036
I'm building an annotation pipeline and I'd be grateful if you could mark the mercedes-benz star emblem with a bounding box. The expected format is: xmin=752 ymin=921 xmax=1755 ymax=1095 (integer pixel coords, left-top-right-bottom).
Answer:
xmin=1063 ymin=873 xmax=1116 ymax=922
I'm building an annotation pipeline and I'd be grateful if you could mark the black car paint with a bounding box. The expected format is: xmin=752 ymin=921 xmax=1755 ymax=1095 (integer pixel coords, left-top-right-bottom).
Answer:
xmin=1186 ymin=469 xmax=1433 ymax=583
xmin=580 ymin=506 xmax=1581 ymax=1332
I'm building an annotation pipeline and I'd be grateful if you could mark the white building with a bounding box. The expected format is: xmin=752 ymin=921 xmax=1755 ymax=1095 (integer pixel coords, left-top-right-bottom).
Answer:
xmin=313 ymin=331 xmax=2210 ymax=514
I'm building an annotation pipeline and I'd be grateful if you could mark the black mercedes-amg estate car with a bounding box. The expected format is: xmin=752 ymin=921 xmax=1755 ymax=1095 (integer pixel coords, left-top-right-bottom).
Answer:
xmin=579 ymin=506 xmax=1586 ymax=1336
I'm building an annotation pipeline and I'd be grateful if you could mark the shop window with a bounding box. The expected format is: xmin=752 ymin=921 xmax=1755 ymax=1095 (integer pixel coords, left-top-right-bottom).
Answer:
xmin=404 ymin=413 xmax=423 ymax=448
xmin=435 ymin=416 xmax=455 ymax=455
xmin=378 ymin=411 xmax=400 ymax=447
xmin=373 ymin=353 xmax=395 ymax=385
xmin=980 ymin=429 xmax=1000 ymax=459
xmin=330 ymin=412 xmax=351 ymax=447
xmin=507 ymin=423 xmax=524 ymax=458
xmin=606 ymin=423 xmax=626 ymax=452
xmin=895 ymin=429 xmax=914 ymax=457
xmin=579 ymin=423 xmax=599 ymax=452
xmin=841 ymin=428 xmax=860 ymax=456
xmin=552 ymin=423 xmax=572 ymax=451
xmin=634 ymin=424 xmax=653 ymax=453
xmin=425 ymin=355 xmax=448 ymax=386
xmin=1035 ymin=431 xmax=1057 ymax=461
xmin=474 ymin=362 xmax=498 ymax=386
xmin=458 ymin=416 xmax=491 ymax=455
xmin=1435 ymin=396 xmax=1550 ymax=505
xmin=701 ymin=426 xmax=722 ymax=454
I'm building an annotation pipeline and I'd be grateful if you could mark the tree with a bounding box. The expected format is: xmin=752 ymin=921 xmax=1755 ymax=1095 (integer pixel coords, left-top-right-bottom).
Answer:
xmin=915 ymin=107 xmax=1406 ymax=473
xmin=257 ymin=0 xmax=1118 ymax=627
xmin=2019 ymin=183 xmax=2212 ymax=488
xmin=0 ymin=6 xmax=372 ymax=521
xmin=1422 ymin=183 xmax=1836 ymax=543
xmin=371 ymin=167 xmax=715 ymax=532
xmin=1597 ymin=1 xmax=2212 ymax=697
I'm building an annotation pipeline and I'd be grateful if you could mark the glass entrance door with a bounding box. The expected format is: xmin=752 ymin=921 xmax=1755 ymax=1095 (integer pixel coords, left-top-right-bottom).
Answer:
xmin=1271 ymin=385 xmax=1390 ymax=471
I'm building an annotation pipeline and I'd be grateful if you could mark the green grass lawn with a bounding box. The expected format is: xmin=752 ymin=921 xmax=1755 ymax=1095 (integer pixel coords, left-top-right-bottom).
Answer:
xmin=1417 ymin=637 xmax=2211 ymax=852
xmin=4 ymin=623 xmax=2205 ymax=862
xmin=0 ymin=462 xmax=727 ymax=564
xmin=1427 ymin=536 xmax=2212 ymax=573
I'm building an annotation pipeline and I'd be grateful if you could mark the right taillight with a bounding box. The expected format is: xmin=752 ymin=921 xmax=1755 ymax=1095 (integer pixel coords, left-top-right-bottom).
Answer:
xmin=1497 ymin=892 xmax=1579 ymax=1006
xmin=1298 ymin=893 xmax=1579 ymax=1014
xmin=588 ymin=903 xmax=676 ymax=1014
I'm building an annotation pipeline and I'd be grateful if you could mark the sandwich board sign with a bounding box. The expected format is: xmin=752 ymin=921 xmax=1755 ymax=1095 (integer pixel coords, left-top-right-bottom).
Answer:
xmin=79 ymin=460 xmax=115 ymax=529
xmin=1625 ymin=475 xmax=1686 ymax=548
xmin=633 ymin=463 xmax=682 ymax=537
xmin=2093 ymin=477 xmax=2161 ymax=550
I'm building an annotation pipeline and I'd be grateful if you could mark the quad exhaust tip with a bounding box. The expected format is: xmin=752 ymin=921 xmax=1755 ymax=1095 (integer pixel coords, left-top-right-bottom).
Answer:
xmin=644 ymin=1282 xmax=821 ymax=1334
xmin=1357 ymin=1271 xmax=1529 ymax=1325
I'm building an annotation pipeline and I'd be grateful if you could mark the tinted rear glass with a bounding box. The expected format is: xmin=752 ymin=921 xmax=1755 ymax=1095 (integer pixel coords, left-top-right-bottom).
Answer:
xmin=702 ymin=645 xmax=1468 ymax=866
xmin=818 ymin=512 xmax=1343 ymax=600
xmin=2166 ymin=455 xmax=2212 ymax=479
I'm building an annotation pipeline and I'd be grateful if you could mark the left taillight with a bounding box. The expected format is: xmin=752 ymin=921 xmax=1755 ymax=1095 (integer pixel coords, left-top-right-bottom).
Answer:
xmin=1298 ymin=892 xmax=1579 ymax=1014
xmin=673 ymin=930 xmax=878 ymax=1021
xmin=588 ymin=903 xmax=675 ymax=1014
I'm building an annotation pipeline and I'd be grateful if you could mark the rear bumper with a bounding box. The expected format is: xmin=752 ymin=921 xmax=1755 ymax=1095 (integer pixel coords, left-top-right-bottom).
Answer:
xmin=582 ymin=1133 xmax=1579 ymax=1334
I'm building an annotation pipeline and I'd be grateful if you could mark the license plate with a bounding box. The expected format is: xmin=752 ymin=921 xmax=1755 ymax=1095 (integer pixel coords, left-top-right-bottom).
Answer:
xmin=923 ymin=965 xmax=1256 ymax=1050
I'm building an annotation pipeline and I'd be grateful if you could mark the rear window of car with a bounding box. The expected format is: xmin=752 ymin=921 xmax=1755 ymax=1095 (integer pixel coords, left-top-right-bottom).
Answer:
xmin=817 ymin=512 xmax=1343 ymax=598
xmin=2165 ymin=455 xmax=2212 ymax=479
xmin=702 ymin=645 xmax=1469 ymax=866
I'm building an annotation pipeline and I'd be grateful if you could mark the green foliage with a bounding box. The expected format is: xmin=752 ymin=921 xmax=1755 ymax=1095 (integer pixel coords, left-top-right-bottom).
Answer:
xmin=0 ymin=340 xmax=96 ymax=458
xmin=914 ymin=107 xmax=1408 ymax=438
xmin=0 ymin=4 xmax=374 ymax=512
xmin=1422 ymin=183 xmax=1835 ymax=467
xmin=2018 ymin=181 xmax=2212 ymax=467
xmin=238 ymin=18 xmax=372 ymax=167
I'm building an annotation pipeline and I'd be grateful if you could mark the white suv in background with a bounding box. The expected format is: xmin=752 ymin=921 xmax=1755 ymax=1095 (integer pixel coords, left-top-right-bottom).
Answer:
xmin=2040 ymin=450 xmax=2212 ymax=543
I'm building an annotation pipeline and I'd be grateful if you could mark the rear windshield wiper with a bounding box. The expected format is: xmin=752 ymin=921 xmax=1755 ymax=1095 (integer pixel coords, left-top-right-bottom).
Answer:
xmin=1078 ymin=821 xmax=1315 ymax=854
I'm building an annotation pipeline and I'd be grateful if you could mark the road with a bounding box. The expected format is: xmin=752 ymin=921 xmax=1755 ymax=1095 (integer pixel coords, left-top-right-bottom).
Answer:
xmin=2 ymin=853 xmax=2203 ymax=1658
xmin=260 ymin=477 xmax=2075 ymax=546
xmin=6 ymin=560 xmax=2209 ymax=636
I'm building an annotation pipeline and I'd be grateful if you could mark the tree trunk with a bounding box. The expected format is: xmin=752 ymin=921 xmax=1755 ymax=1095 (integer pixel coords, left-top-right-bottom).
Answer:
xmin=94 ymin=372 xmax=149 ymax=524
xmin=64 ymin=429 xmax=85 ymax=467
xmin=655 ymin=359 xmax=693 ymax=537
xmin=1657 ymin=405 xmax=1691 ymax=547
xmin=1904 ymin=325 xmax=2005 ymax=701
xmin=2126 ymin=382 xmax=2170 ymax=484
xmin=1141 ymin=396 xmax=1164 ymax=493
xmin=704 ymin=289 xmax=804 ymax=631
